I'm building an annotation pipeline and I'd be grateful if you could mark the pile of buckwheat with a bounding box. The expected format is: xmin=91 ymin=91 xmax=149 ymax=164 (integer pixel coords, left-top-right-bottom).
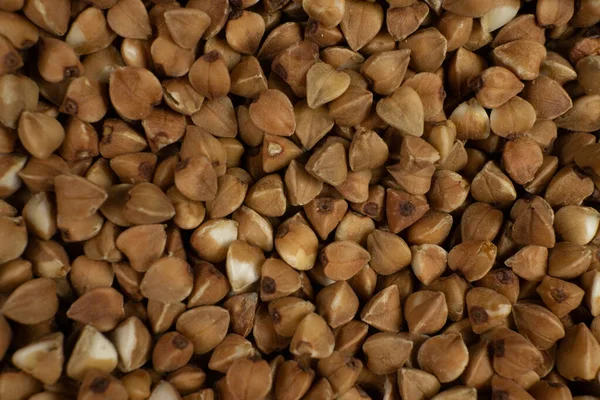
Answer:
xmin=1 ymin=0 xmax=600 ymax=399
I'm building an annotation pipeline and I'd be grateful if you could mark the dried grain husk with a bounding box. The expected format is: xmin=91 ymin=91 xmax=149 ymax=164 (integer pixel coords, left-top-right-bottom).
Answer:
xmin=176 ymin=306 xmax=230 ymax=355
xmin=180 ymin=126 xmax=227 ymax=176
xmin=163 ymin=364 xmax=206 ymax=394
xmin=190 ymin=219 xmax=238 ymax=265
xmin=386 ymin=188 xmax=430 ymax=233
xmin=231 ymin=206 xmax=273 ymax=253
xmin=205 ymin=169 xmax=250 ymax=218
xmin=360 ymin=285 xmax=402 ymax=332
xmin=448 ymin=98 xmax=489 ymax=141
xmin=18 ymin=112 xmax=65 ymax=160
xmin=0 ymin=154 xmax=27 ymax=200
xmin=404 ymin=290 xmax=448 ymax=334
xmin=140 ymin=257 xmax=193 ymax=303
xmin=262 ymin=134 xmax=303 ymax=173
xmin=303 ymin=197 xmax=346 ymax=241
xmin=577 ymin=55 xmax=600 ymax=96
xmin=554 ymin=206 xmax=600 ymax=246
xmin=521 ymin=76 xmax=573 ymax=120
xmin=122 ymin=182 xmax=175 ymax=225
xmin=173 ymin=156 xmax=217 ymax=202
xmin=190 ymin=95 xmax=237 ymax=138
xmin=448 ymin=47 xmax=488 ymax=97
xmin=272 ymin=40 xmax=319 ymax=93
xmin=268 ymin=296 xmax=315 ymax=338
xmin=376 ymin=86 xmax=424 ymax=137
xmin=0 ymin=11 xmax=37 ymax=52
xmin=189 ymin=51 xmax=231 ymax=101
xmin=524 ymin=155 xmax=557 ymax=196
xmin=320 ymin=47 xmax=364 ymax=73
xmin=442 ymin=0 xmax=493 ymax=17
xmin=320 ymin=240 xmax=371 ymax=281
xmin=109 ymin=67 xmax=162 ymax=120
xmin=555 ymin=94 xmax=600 ymax=132
xmin=387 ymin=3 xmax=429 ymax=42
xmin=493 ymin=40 xmax=547 ymax=81
xmin=512 ymin=303 xmax=565 ymax=350
xmin=537 ymin=276 xmax=584 ymax=318
xmin=110 ymin=152 xmax=156 ymax=184
xmin=504 ymin=245 xmax=547 ymax=282
xmin=536 ymin=0 xmax=575 ymax=27
xmin=306 ymin=62 xmax=351 ymax=109
xmin=257 ymin=21 xmax=301 ymax=61
xmin=114 ymin=224 xmax=164 ymax=272
xmin=67 ymin=287 xmax=125 ymax=332
xmin=470 ymin=161 xmax=516 ymax=208
xmin=428 ymin=170 xmax=470 ymax=213
xmin=502 ymin=137 xmax=543 ymax=186
xmin=540 ymin=51 xmax=577 ymax=85
xmin=11 ymin=331 xmax=64 ymax=385
xmin=294 ymin=100 xmax=334 ymax=151
xmin=306 ymin=141 xmax=348 ymax=186
xmin=99 ymin=119 xmax=147 ymax=159
xmin=249 ymin=89 xmax=295 ymax=136
xmin=290 ymin=312 xmax=334 ymax=359
xmin=361 ymin=49 xmax=411 ymax=96
xmin=398 ymin=28 xmax=447 ymax=73
xmin=224 ymin=357 xmax=271 ymax=400
xmin=473 ymin=66 xmax=524 ymax=109
xmin=141 ymin=107 xmax=185 ymax=153
xmin=511 ymin=196 xmax=556 ymax=248
xmin=65 ymin=7 xmax=116 ymax=55
xmin=225 ymin=10 xmax=265 ymax=55
xmin=466 ymin=287 xmax=511 ymax=334
xmin=66 ymin=325 xmax=118 ymax=380
xmin=162 ymin=9 xmax=210 ymax=49
xmin=490 ymin=97 xmax=536 ymax=139
xmin=447 ymin=240 xmax=497 ymax=282
xmin=3 ymin=277 xmax=58 ymax=324
xmin=340 ymin=0 xmax=384 ymax=51
xmin=403 ymin=72 xmax=446 ymax=122
xmin=0 ymin=74 xmax=38 ymax=129
xmin=417 ymin=332 xmax=469 ymax=383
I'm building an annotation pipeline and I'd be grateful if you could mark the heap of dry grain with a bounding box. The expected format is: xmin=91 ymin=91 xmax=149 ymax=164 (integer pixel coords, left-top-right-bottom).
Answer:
xmin=1 ymin=0 xmax=600 ymax=399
